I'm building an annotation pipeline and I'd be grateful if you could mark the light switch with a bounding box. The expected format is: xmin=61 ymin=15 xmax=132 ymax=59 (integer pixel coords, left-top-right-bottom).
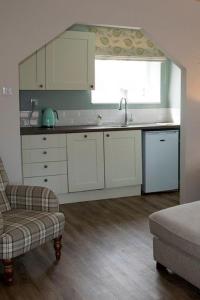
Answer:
xmin=8 ymin=87 xmax=13 ymax=95
xmin=2 ymin=87 xmax=13 ymax=96
xmin=2 ymin=87 xmax=6 ymax=95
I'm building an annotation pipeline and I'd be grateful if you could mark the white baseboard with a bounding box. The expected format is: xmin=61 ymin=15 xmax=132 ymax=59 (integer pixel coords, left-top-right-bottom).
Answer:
xmin=58 ymin=185 xmax=141 ymax=204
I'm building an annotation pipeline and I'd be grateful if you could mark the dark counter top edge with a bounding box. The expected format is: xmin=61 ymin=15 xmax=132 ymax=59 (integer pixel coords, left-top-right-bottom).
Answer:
xmin=20 ymin=124 xmax=180 ymax=135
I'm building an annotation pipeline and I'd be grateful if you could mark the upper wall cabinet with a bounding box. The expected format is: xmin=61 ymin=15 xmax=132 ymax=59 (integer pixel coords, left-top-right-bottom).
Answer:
xmin=46 ymin=31 xmax=95 ymax=90
xmin=19 ymin=31 xmax=95 ymax=91
xmin=19 ymin=48 xmax=45 ymax=90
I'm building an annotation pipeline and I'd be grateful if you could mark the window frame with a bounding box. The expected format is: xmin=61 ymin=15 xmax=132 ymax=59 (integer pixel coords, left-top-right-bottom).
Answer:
xmin=91 ymin=56 xmax=167 ymax=107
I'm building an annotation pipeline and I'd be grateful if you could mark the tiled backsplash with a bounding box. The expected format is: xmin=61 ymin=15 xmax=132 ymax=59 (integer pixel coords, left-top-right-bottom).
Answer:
xmin=20 ymin=108 xmax=178 ymax=127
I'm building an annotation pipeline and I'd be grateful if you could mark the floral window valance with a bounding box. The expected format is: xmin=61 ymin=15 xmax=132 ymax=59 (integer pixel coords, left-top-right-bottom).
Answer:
xmin=70 ymin=24 xmax=165 ymax=58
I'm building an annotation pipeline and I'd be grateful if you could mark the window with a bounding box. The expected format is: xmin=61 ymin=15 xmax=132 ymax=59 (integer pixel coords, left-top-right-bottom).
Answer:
xmin=92 ymin=59 xmax=162 ymax=104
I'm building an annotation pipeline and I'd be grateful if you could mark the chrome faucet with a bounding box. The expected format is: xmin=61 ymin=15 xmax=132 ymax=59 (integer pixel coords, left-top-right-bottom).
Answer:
xmin=119 ymin=97 xmax=128 ymax=126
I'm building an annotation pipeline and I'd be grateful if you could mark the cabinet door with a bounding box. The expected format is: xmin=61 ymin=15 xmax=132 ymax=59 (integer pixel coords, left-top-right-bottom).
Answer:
xmin=46 ymin=31 xmax=95 ymax=90
xmin=67 ymin=132 xmax=104 ymax=192
xmin=104 ymin=130 xmax=142 ymax=188
xmin=19 ymin=48 xmax=45 ymax=90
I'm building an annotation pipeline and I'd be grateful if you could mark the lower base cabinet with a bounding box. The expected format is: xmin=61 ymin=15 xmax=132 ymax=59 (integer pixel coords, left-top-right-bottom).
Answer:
xmin=67 ymin=132 xmax=104 ymax=192
xmin=24 ymin=174 xmax=68 ymax=194
xmin=104 ymin=130 xmax=142 ymax=188
xmin=21 ymin=130 xmax=142 ymax=197
xmin=21 ymin=134 xmax=68 ymax=196
xmin=23 ymin=161 xmax=67 ymax=177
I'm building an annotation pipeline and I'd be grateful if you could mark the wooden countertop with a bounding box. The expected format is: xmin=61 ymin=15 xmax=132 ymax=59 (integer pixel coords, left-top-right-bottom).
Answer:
xmin=20 ymin=123 xmax=180 ymax=135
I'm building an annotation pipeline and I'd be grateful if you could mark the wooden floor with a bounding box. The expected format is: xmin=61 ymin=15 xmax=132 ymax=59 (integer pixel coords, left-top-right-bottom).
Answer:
xmin=1 ymin=192 xmax=200 ymax=300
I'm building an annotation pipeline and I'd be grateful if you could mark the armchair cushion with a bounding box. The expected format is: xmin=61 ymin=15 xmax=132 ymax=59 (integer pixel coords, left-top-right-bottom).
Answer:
xmin=6 ymin=185 xmax=59 ymax=213
xmin=0 ymin=209 xmax=65 ymax=259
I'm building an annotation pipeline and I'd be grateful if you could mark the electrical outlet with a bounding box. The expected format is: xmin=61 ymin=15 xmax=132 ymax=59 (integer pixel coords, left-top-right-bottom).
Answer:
xmin=31 ymin=98 xmax=39 ymax=106
xmin=31 ymin=111 xmax=39 ymax=118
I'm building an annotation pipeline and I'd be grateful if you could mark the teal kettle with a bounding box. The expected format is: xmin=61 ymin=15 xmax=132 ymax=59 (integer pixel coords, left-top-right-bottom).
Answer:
xmin=42 ymin=108 xmax=59 ymax=128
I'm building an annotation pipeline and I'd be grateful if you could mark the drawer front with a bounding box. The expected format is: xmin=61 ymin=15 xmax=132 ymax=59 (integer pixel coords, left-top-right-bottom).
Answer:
xmin=67 ymin=132 xmax=102 ymax=140
xmin=22 ymin=134 xmax=66 ymax=149
xmin=24 ymin=175 xmax=68 ymax=194
xmin=104 ymin=130 xmax=141 ymax=139
xmin=22 ymin=148 xmax=66 ymax=163
xmin=23 ymin=161 xmax=67 ymax=177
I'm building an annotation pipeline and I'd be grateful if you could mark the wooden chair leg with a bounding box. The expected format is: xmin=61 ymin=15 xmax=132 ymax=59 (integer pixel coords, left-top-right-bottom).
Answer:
xmin=54 ymin=235 xmax=62 ymax=261
xmin=3 ymin=259 xmax=14 ymax=285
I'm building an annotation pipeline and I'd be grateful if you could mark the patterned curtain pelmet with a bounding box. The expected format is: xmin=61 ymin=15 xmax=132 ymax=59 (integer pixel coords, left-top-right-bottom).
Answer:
xmin=87 ymin=26 xmax=164 ymax=58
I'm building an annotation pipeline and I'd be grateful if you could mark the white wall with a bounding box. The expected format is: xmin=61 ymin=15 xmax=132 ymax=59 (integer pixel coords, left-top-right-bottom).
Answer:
xmin=1 ymin=0 xmax=200 ymax=202
xmin=168 ymin=62 xmax=181 ymax=123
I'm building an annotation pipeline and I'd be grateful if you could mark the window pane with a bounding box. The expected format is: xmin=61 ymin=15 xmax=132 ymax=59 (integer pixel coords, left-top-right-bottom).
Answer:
xmin=92 ymin=59 xmax=161 ymax=104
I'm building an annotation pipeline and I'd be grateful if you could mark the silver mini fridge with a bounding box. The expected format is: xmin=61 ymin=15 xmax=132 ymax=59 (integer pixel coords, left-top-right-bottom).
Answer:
xmin=142 ymin=130 xmax=179 ymax=193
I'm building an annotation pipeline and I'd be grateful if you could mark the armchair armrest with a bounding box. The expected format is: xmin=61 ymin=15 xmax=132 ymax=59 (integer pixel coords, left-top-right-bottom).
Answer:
xmin=5 ymin=185 xmax=59 ymax=213
xmin=0 ymin=212 xmax=3 ymax=236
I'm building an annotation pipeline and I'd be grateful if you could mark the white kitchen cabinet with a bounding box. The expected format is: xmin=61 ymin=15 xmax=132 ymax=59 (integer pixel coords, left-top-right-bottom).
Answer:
xmin=104 ymin=130 xmax=142 ymax=188
xmin=24 ymin=175 xmax=68 ymax=194
xmin=67 ymin=132 xmax=104 ymax=192
xmin=19 ymin=48 xmax=45 ymax=90
xmin=46 ymin=31 xmax=95 ymax=90
xmin=21 ymin=134 xmax=68 ymax=195
xmin=22 ymin=134 xmax=66 ymax=149
xmin=23 ymin=161 xmax=67 ymax=177
xmin=22 ymin=148 xmax=67 ymax=163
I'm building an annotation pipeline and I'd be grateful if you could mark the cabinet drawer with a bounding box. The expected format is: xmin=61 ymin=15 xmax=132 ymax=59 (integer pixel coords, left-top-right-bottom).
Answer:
xmin=23 ymin=161 xmax=67 ymax=177
xmin=22 ymin=148 xmax=66 ymax=163
xmin=22 ymin=134 xmax=66 ymax=149
xmin=67 ymin=132 xmax=102 ymax=140
xmin=104 ymin=130 xmax=140 ymax=139
xmin=24 ymin=175 xmax=68 ymax=194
